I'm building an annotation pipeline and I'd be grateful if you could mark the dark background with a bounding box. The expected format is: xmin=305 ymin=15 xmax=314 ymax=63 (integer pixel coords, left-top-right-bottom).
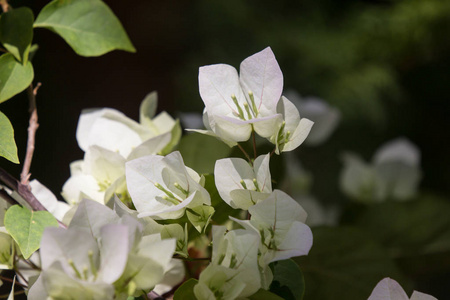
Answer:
xmin=1 ymin=0 xmax=450 ymax=299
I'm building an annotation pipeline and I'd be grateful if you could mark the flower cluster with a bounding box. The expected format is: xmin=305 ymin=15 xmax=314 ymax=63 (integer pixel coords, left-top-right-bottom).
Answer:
xmin=6 ymin=47 xmax=319 ymax=300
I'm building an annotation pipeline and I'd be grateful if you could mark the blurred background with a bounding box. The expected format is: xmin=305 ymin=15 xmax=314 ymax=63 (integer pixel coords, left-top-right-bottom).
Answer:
xmin=2 ymin=0 xmax=450 ymax=299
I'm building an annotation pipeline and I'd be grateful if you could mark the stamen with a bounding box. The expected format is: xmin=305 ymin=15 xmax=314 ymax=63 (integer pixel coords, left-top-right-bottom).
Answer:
xmin=231 ymin=94 xmax=245 ymax=119
xmin=155 ymin=183 xmax=176 ymax=199
xmin=243 ymin=103 xmax=252 ymax=119
xmin=253 ymin=178 xmax=261 ymax=192
xmin=248 ymin=91 xmax=259 ymax=117
xmin=68 ymin=259 xmax=82 ymax=279
xmin=174 ymin=182 xmax=189 ymax=196
xmin=285 ymin=131 xmax=291 ymax=142
xmin=88 ymin=250 xmax=97 ymax=278
xmin=240 ymin=180 xmax=248 ymax=189
xmin=229 ymin=254 xmax=238 ymax=268
xmin=163 ymin=195 xmax=182 ymax=205
xmin=82 ymin=266 xmax=89 ymax=280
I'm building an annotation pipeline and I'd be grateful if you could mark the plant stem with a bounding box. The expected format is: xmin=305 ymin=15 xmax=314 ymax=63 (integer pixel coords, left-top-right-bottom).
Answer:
xmin=0 ymin=290 xmax=26 ymax=299
xmin=0 ymin=0 xmax=10 ymax=12
xmin=252 ymin=130 xmax=257 ymax=159
xmin=237 ymin=144 xmax=252 ymax=165
xmin=0 ymin=276 xmax=26 ymax=288
xmin=21 ymin=83 xmax=41 ymax=186
xmin=0 ymin=167 xmax=67 ymax=228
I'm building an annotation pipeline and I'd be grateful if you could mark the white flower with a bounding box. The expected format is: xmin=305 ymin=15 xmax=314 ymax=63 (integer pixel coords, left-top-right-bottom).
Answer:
xmin=285 ymin=91 xmax=340 ymax=146
xmin=368 ymin=278 xmax=437 ymax=300
xmin=126 ymin=151 xmax=211 ymax=219
xmin=340 ymin=138 xmax=421 ymax=202
xmin=195 ymin=47 xmax=285 ymax=145
xmin=29 ymin=180 xmax=71 ymax=222
xmin=76 ymin=92 xmax=180 ymax=159
xmin=270 ymin=96 xmax=314 ymax=154
xmin=232 ymin=190 xmax=312 ymax=266
xmin=62 ymin=146 xmax=126 ymax=205
xmin=214 ymin=154 xmax=272 ymax=210
xmin=194 ymin=226 xmax=261 ymax=299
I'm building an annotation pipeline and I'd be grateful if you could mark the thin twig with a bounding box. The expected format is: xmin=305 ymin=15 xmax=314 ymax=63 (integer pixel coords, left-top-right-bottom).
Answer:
xmin=13 ymin=269 xmax=27 ymax=286
xmin=0 ymin=276 xmax=27 ymax=288
xmin=251 ymin=130 xmax=257 ymax=159
xmin=237 ymin=144 xmax=252 ymax=165
xmin=0 ymin=290 xmax=26 ymax=299
xmin=0 ymin=187 xmax=16 ymax=205
xmin=0 ymin=0 xmax=10 ymax=12
xmin=20 ymin=83 xmax=41 ymax=186
xmin=0 ymin=167 xmax=67 ymax=228
xmin=148 ymin=291 xmax=165 ymax=300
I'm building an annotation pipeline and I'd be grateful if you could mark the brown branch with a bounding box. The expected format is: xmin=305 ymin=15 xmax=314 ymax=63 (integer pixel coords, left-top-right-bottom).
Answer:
xmin=148 ymin=291 xmax=165 ymax=300
xmin=0 ymin=0 xmax=10 ymax=13
xmin=237 ymin=144 xmax=253 ymax=166
xmin=0 ymin=167 xmax=67 ymax=228
xmin=0 ymin=187 xmax=16 ymax=205
xmin=20 ymin=83 xmax=41 ymax=186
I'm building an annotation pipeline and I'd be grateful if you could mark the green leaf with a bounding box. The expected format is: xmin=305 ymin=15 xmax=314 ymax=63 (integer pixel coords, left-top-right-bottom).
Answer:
xmin=270 ymin=259 xmax=305 ymax=300
xmin=0 ymin=111 xmax=19 ymax=163
xmin=173 ymin=278 xmax=198 ymax=300
xmin=0 ymin=232 xmax=14 ymax=269
xmin=354 ymin=195 xmax=450 ymax=275
xmin=177 ymin=133 xmax=232 ymax=174
xmin=186 ymin=205 xmax=215 ymax=233
xmin=295 ymin=226 xmax=410 ymax=300
xmin=203 ymin=174 xmax=241 ymax=225
xmin=248 ymin=289 xmax=284 ymax=300
xmin=4 ymin=205 xmax=59 ymax=259
xmin=0 ymin=53 xmax=34 ymax=103
xmin=34 ymin=0 xmax=135 ymax=57
xmin=0 ymin=7 xmax=34 ymax=64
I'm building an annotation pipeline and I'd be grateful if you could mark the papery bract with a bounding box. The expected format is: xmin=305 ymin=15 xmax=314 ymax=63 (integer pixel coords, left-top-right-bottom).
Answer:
xmin=76 ymin=92 xmax=180 ymax=159
xmin=62 ymin=146 xmax=125 ymax=205
xmin=368 ymin=278 xmax=437 ymax=300
xmin=195 ymin=47 xmax=284 ymax=145
xmin=214 ymin=154 xmax=271 ymax=210
xmin=270 ymin=96 xmax=314 ymax=154
xmin=194 ymin=226 xmax=261 ymax=299
xmin=126 ymin=151 xmax=211 ymax=219
xmin=232 ymin=189 xmax=312 ymax=265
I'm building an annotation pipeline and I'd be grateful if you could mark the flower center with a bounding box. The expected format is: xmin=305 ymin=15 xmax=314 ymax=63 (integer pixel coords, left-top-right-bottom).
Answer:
xmin=231 ymin=91 xmax=259 ymax=120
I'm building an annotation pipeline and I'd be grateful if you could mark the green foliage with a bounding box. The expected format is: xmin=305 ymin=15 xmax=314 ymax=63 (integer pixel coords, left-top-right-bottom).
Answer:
xmin=0 ymin=53 xmax=33 ymax=103
xmin=270 ymin=259 xmax=305 ymax=300
xmin=173 ymin=278 xmax=198 ymax=300
xmin=295 ymin=226 xmax=409 ymax=300
xmin=186 ymin=205 xmax=215 ymax=233
xmin=247 ymin=289 xmax=284 ymax=300
xmin=4 ymin=205 xmax=59 ymax=259
xmin=0 ymin=7 xmax=34 ymax=64
xmin=354 ymin=195 xmax=450 ymax=275
xmin=0 ymin=111 xmax=19 ymax=163
xmin=0 ymin=232 xmax=14 ymax=269
xmin=34 ymin=0 xmax=136 ymax=57
xmin=177 ymin=133 xmax=231 ymax=174
xmin=203 ymin=174 xmax=241 ymax=224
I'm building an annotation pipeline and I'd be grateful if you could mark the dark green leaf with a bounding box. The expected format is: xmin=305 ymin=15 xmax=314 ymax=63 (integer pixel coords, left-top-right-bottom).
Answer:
xmin=0 ymin=111 xmax=19 ymax=163
xmin=0 ymin=7 xmax=34 ymax=64
xmin=295 ymin=226 xmax=410 ymax=300
xmin=203 ymin=174 xmax=241 ymax=225
xmin=270 ymin=259 xmax=305 ymax=300
xmin=354 ymin=195 xmax=450 ymax=275
xmin=247 ymin=289 xmax=284 ymax=300
xmin=0 ymin=53 xmax=34 ymax=103
xmin=4 ymin=205 xmax=59 ymax=259
xmin=173 ymin=278 xmax=198 ymax=300
xmin=177 ymin=133 xmax=231 ymax=174
xmin=34 ymin=0 xmax=135 ymax=56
